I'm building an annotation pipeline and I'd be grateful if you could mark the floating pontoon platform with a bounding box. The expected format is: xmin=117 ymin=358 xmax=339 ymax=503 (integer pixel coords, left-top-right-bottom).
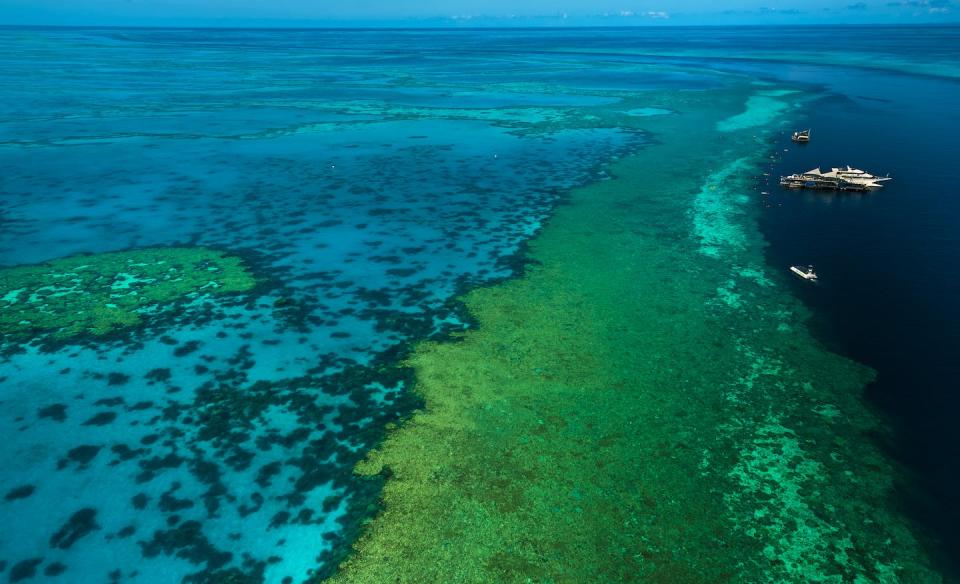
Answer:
xmin=780 ymin=166 xmax=891 ymax=192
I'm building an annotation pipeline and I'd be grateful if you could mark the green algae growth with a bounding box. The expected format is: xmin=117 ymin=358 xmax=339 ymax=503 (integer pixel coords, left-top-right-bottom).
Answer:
xmin=324 ymin=84 xmax=943 ymax=583
xmin=0 ymin=247 xmax=256 ymax=341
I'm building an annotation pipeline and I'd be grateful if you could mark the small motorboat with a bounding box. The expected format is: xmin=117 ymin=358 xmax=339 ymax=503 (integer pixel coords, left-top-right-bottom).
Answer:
xmin=791 ymin=129 xmax=811 ymax=143
xmin=790 ymin=265 xmax=818 ymax=281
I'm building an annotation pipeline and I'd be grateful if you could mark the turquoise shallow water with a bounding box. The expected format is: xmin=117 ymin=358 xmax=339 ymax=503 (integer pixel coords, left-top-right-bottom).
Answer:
xmin=0 ymin=25 xmax=958 ymax=583
xmin=0 ymin=27 xmax=662 ymax=583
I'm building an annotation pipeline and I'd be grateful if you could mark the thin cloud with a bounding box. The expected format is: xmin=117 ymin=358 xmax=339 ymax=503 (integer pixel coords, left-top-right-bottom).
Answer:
xmin=885 ymin=0 xmax=952 ymax=6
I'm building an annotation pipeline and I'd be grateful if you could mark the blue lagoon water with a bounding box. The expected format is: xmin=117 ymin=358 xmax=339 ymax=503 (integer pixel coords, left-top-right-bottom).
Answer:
xmin=0 ymin=25 xmax=958 ymax=583
xmin=0 ymin=27 xmax=656 ymax=583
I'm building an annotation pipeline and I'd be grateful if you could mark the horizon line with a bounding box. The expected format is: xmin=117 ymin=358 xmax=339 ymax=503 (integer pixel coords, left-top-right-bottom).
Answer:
xmin=2 ymin=22 xmax=960 ymax=31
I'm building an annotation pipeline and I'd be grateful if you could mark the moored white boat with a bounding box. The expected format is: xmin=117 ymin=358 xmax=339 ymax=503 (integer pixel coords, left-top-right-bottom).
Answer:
xmin=790 ymin=265 xmax=818 ymax=281
xmin=830 ymin=165 xmax=892 ymax=187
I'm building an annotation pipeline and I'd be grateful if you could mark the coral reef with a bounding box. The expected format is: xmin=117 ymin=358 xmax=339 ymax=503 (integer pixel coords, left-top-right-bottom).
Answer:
xmin=324 ymin=87 xmax=941 ymax=583
xmin=0 ymin=247 xmax=256 ymax=341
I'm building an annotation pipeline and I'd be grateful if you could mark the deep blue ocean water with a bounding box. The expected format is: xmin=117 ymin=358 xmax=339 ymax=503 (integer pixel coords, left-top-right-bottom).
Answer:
xmin=755 ymin=52 xmax=960 ymax=573
xmin=0 ymin=25 xmax=958 ymax=583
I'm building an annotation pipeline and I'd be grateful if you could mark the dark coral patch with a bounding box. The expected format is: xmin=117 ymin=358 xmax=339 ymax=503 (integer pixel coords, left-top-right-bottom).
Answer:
xmin=4 ymin=485 xmax=35 ymax=501
xmin=115 ymin=526 xmax=136 ymax=539
xmin=58 ymin=444 xmax=102 ymax=469
xmin=49 ymin=508 xmax=99 ymax=549
xmin=132 ymin=493 xmax=149 ymax=510
xmin=110 ymin=444 xmax=146 ymax=463
xmin=254 ymin=461 xmax=282 ymax=489
xmin=136 ymin=452 xmax=186 ymax=483
xmin=145 ymin=368 xmax=172 ymax=383
xmin=43 ymin=562 xmax=67 ymax=577
xmin=128 ymin=401 xmax=154 ymax=412
xmin=37 ymin=404 xmax=67 ymax=422
xmin=82 ymin=412 xmax=117 ymax=426
xmin=9 ymin=558 xmax=42 ymax=583
xmin=269 ymin=511 xmax=290 ymax=529
xmin=106 ymin=373 xmax=130 ymax=386
xmin=94 ymin=397 xmax=125 ymax=407
xmin=173 ymin=340 xmax=202 ymax=357
xmin=159 ymin=483 xmax=195 ymax=513
xmin=140 ymin=521 xmax=231 ymax=570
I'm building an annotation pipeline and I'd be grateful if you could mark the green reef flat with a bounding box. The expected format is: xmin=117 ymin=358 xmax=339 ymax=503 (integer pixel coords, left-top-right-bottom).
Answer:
xmin=326 ymin=86 xmax=942 ymax=582
xmin=0 ymin=247 xmax=256 ymax=341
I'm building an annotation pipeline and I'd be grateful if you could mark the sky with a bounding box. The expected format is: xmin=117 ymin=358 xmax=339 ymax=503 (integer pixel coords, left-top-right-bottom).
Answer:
xmin=0 ymin=0 xmax=958 ymax=26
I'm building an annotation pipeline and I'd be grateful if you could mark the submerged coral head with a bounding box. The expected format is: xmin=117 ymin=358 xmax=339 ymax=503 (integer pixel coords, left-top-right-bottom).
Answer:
xmin=0 ymin=246 xmax=256 ymax=341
